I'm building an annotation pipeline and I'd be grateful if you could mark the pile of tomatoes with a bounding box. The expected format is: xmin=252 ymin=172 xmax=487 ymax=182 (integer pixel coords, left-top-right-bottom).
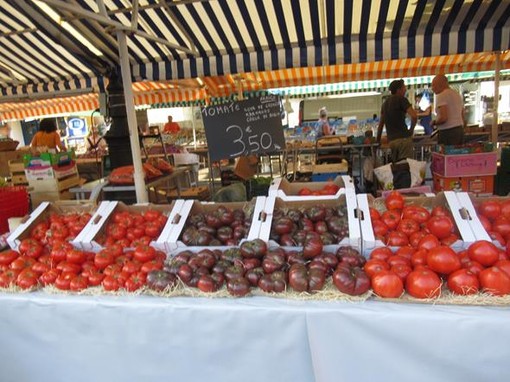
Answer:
xmin=475 ymin=198 xmax=510 ymax=247
xmin=96 ymin=209 xmax=168 ymax=247
xmin=370 ymin=191 xmax=459 ymax=247
xmin=366 ymin=239 xmax=510 ymax=298
xmin=297 ymin=183 xmax=340 ymax=196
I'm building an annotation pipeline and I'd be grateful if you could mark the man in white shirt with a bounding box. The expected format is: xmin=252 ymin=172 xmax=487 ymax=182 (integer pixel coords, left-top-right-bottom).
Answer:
xmin=431 ymin=74 xmax=465 ymax=145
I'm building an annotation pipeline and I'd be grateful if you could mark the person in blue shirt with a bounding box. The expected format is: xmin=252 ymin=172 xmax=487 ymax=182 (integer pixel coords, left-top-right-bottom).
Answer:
xmin=416 ymin=93 xmax=433 ymax=135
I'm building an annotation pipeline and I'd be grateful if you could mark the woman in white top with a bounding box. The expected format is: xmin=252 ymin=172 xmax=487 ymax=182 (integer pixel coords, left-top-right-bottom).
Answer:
xmin=431 ymin=74 xmax=465 ymax=145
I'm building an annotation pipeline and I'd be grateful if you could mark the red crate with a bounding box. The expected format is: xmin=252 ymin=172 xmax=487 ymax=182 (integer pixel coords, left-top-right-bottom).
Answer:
xmin=433 ymin=174 xmax=494 ymax=196
xmin=0 ymin=186 xmax=30 ymax=234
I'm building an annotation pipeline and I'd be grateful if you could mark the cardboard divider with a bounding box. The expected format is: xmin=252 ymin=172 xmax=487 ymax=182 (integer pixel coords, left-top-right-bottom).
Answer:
xmin=267 ymin=175 xmax=353 ymax=201
xmin=260 ymin=187 xmax=360 ymax=248
xmin=360 ymin=191 xmax=476 ymax=256
xmin=165 ymin=197 xmax=267 ymax=249
xmin=77 ymin=201 xmax=178 ymax=252
xmin=7 ymin=201 xmax=97 ymax=251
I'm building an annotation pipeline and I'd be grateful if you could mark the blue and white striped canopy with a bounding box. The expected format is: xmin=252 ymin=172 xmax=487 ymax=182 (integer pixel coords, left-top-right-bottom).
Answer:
xmin=0 ymin=0 xmax=509 ymax=99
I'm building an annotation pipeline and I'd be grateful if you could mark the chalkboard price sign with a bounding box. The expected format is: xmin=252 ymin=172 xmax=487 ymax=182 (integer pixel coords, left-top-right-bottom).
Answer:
xmin=202 ymin=95 xmax=285 ymax=161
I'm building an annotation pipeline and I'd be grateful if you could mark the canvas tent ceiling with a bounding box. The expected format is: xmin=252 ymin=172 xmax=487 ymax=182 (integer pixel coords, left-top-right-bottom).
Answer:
xmin=0 ymin=0 xmax=509 ymax=116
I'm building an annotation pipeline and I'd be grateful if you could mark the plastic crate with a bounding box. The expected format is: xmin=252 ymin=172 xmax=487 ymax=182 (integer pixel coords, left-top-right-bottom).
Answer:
xmin=0 ymin=186 xmax=30 ymax=234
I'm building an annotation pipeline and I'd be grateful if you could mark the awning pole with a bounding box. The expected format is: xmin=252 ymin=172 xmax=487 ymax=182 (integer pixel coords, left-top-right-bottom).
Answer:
xmin=116 ymin=30 xmax=148 ymax=203
xmin=492 ymin=51 xmax=501 ymax=143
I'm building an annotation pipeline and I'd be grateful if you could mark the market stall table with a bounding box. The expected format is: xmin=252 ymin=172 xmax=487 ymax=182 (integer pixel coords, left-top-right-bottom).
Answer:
xmin=0 ymin=292 xmax=508 ymax=382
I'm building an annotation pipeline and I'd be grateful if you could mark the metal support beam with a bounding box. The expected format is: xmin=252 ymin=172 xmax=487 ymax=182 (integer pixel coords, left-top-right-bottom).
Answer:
xmin=38 ymin=0 xmax=197 ymax=55
xmin=116 ymin=30 xmax=148 ymax=204
xmin=492 ymin=51 xmax=501 ymax=143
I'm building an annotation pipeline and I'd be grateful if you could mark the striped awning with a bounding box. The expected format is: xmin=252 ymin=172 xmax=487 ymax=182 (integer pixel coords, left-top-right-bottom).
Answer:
xmin=0 ymin=0 xmax=509 ymax=101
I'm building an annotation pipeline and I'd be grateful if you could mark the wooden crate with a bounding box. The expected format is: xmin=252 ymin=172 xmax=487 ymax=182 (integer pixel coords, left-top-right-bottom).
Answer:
xmin=165 ymin=186 xmax=210 ymax=201
xmin=8 ymin=160 xmax=28 ymax=186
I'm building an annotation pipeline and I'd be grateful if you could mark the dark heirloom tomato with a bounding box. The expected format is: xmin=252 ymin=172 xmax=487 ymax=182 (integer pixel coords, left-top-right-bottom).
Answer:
xmin=332 ymin=264 xmax=370 ymax=296
xmin=405 ymin=269 xmax=441 ymax=299
xmin=447 ymin=269 xmax=479 ymax=295
xmin=240 ymin=239 xmax=267 ymax=259
xmin=479 ymin=266 xmax=510 ymax=296
xmin=258 ymin=271 xmax=287 ymax=293
xmin=181 ymin=227 xmax=212 ymax=246
xmin=273 ymin=217 xmax=295 ymax=235
xmin=288 ymin=263 xmax=326 ymax=292
xmin=303 ymin=235 xmax=323 ymax=259
xmin=371 ymin=270 xmax=404 ymax=298
xmin=245 ymin=267 xmax=265 ymax=286
xmin=227 ymin=277 xmax=251 ymax=297
xmin=336 ymin=246 xmax=366 ymax=267
xmin=197 ymin=274 xmax=219 ymax=293
xmin=468 ymin=240 xmax=499 ymax=267
xmin=262 ymin=252 xmax=286 ymax=273
xmin=306 ymin=206 xmax=326 ymax=222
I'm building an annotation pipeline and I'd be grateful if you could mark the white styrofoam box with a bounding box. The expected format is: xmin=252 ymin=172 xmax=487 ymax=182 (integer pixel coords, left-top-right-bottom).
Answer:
xmin=267 ymin=175 xmax=353 ymax=201
xmin=8 ymin=201 xmax=98 ymax=251
xmin=77 ymin=201 xmax=179 ymax=252
xmin=360 ymin=191 xmax=476 ymax=256
xmin=260 ymin=187 xmax=360 ymax=248
xmin=152 ymin=199 xmax=188 ymax=252
xmin=165 ymin=197 xmax=267 ymax=249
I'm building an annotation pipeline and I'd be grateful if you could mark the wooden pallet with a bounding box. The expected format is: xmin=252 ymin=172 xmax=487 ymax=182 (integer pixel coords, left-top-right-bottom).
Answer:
xmin=8 ymin=160 xmax=28 ymax=186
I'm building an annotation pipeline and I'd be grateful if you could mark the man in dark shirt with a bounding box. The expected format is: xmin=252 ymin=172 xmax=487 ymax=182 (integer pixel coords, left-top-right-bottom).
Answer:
xmin=376 ymin=79 xmax=418 ymax=163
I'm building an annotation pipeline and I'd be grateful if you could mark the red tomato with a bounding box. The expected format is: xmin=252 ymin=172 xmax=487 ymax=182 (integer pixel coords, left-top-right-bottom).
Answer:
xmin=417 ymin=234 xmax=441 ymax=251
xmin=468 ymin=240 xmax=499 ymax=267
xmin=492 ymin=217 xmax=510 ymax=238
xmin=391 ymin=263 xmax=412 ymax=283
xmin=143 ymin=210 xmax=162 ymax=222
xmin=461 ymin=260 xmax=485 ymax=275
xmin=39 ymin=269 xmax=60 ymax=286
xmin=31 ymin=261 xmax=51 ymax=275
xmin=124 ymin=271 xmax=147 ymax=292
xmin=385 ymin=191 xmax=404 ymax=211
xmin=18 ymin=239 xmax=43 ymax=259
xmin=426 ymin=216 xmax=454 ymax=239
xmin=395 ymin=246 xmax=416 ymax=260
xmin=66 ymin=249 xmax=87 ymax=265
xmin=10 ymin=256 xmax=36 ymax=271
xmin=369 ymin=247 xmax=393 ymax=262
xmin=369 ymin=207 xmax=381 ymax=221
xmin=132 ymin=245 xmax=156 ymax=263
xmin=431 ymin=206 xmax=449 ymax=217
xmin=411 ymin=249 xmax=428 ymax=268
xmin=495 ymin=259 xmax=510 ymax=277
xmin=479 ymin=266 xmax=510 ymax=296
xmin=385 ymin=231 xmax=409 ymax=247
xmin=298 ymin=188 xmax=312 ymax=196
xmin=387 ymin=255 xmax=411 ymax=268
xmin=397 ymin=218 xmax=420 ymax=237
xmin=106 ymin=223 xmax=127 ymax=240
xmin=140 ymin=260 xmax=164 ymax=273
xmin=371 ymin=270 xmax=404 ymax=298
xmin=363 ymin=259 xmax=390 ymax=279
xmin=405 ymin=269 xmax=442 ymax=299
xmin=16 ymin=269 xmax=39 ymax=290
xmin=478 ymin=200 xmax=501 ymax=221
xmin=372 ymin=219 xmax=389 ymax=237
xmin=447 ymin=269 xmax=480 ymax=295
xmin=102 ymin=275 xmax=121 ymax=291
xmin=88 ymin=271 xmax=105 ymax=287
xmin=55 ymin=271 xmax=76 ymax=290
xmin=440 ymin=233 xmax=459 ymax=246
xmin=500 ymin=201 xmax=510 ymax=219
xmin=122 ymin=261 xmax=142 ymax=275
xmin=426 ymin=246 xmax=461 ymax=275
xmin=0 ymin=269 xmax=20 ymax=287
xmin=402 ymin=206 xmax=430 ymax=224
xmin=488 ymin=231 xmax=506 ymax=247
xmin=409 ymin=231 xmax=427 ymax=248
xmin=69 ymin=275 xmax=89 ymax=292
xmin=381 ymin=210 xmax=401 ymax=231
xmin=0 ymin=250 xmax=20 ymax=266
xmin=94 ymin=251 xmax=115 ymax=270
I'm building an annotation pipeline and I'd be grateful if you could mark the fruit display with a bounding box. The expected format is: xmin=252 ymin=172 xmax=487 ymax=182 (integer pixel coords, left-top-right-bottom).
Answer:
xmin=365 ymin=239 xmax=510 ymax=299
xmin=471 ymin=197 xmax=510 ymax=247
xmin=368 ymin=190 xmax=461 ymax=247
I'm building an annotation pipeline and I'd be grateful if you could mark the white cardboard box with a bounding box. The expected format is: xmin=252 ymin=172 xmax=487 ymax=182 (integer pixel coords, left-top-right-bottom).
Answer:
xmin=268 ymin=175 xmax=354 ymax=201
xmin=260 ymin=187 xmax=360 ymax=248
xmin=358 ymin=191 xmax=476 ymax=256
xmin=76 ymin=201 xmax=180 ymax=252
xmin=7 ymin=200 xmax=97 ymax=252
xmin=165 ymin=196 xmax=267 ymax=250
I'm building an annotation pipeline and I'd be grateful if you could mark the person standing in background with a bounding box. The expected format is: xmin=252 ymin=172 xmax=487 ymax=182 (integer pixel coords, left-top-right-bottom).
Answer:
xmin=431 ymin=74 xmax=465 ymax=145
xmin=31 ymin=118 xmax=65 ymax=153
xmin=415 ymin=93 xmax=433 ymax=135
xmin=163 ymin=115 xmax=181 ymax=134
xmin=376 ymin=79 xmax=417 ymax=163
xmin=316 ymin=107 xmax=334 ymax=138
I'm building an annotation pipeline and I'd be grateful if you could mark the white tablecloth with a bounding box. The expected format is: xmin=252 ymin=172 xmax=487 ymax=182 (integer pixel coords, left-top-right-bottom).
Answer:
xmin=0 ymin=292 xmax=509 ymax=382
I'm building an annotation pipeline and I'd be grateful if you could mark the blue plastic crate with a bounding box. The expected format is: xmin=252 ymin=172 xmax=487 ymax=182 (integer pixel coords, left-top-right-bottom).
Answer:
xmin=311 ymin=172 xmax=346 ymax=182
